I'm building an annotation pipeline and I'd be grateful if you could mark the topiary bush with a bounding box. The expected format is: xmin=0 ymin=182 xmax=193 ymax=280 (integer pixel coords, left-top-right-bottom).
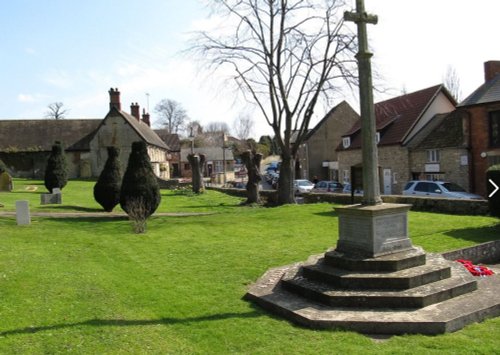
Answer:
xmin=487 ymin=164 xmax=500 ymax=217
xmin=44 ymin=141 xmax=68 ymax=193
xmin=94 ymin=146 xmax=122 ymax=212
xmin=120 ymin=141 xmax=161 ymax=232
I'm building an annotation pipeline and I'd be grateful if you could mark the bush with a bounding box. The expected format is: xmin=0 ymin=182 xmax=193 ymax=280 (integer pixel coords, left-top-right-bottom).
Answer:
xmin=94 ymin=147 xmax=122 ymax=212
xmin=120 ymin=141 xmax=161 ymax=232
xmin=44 ymin=141 xmax=68 ymax=193
xmin=487 ymin=165 xmax=500 ymax=217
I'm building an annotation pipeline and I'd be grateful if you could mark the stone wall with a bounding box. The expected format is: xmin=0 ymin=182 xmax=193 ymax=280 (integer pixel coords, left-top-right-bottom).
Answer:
xmin=302 ymin=192 xmax=489 ymax=215
xmin=442 ymin=240 xmax=500 ymax=264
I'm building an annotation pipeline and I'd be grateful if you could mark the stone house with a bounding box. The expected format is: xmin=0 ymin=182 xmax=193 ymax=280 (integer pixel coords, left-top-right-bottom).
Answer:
xmin=337 ymin=85 xmax=456 ymax=195
xmin=406 ymin=109 xmax=471 ymax=190
xmin=457 ymin=60 xmax=500 ymax=197
xmin=180 ymin=146 xmax=235 ymax=183
xmin=0 ymin=119 xmax=101 ymax=178
xmin=0 ymin=88 xmax=171 ymax=179
xmin=295 ymin=101 xmax=359 ymax=181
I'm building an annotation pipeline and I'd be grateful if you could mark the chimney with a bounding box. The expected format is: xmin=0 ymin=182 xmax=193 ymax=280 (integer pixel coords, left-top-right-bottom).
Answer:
xmin=109 ymin=88 xmax=121 ymax=111
xmin=130 ymin=102 xmax=140 ymax=121
xmin=484 ymin=61 xmax=500 ymax=82
xmin=142 ymin=108 xmax=151 ymax=127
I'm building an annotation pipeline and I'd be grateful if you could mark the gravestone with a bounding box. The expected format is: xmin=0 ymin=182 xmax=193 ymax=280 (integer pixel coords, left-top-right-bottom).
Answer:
xmin=0 ymin=171 xmax=13 ymax=192
xmin=16 ymin=200 xmax=30 ymax=225
xmin=41 ymin=188 xmax=62 ymax=205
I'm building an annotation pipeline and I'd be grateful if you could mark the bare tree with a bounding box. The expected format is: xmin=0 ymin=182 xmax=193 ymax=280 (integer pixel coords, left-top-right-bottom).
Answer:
xmin=443 ymin=65 xmax=461 ymax=102
xmin=192 ymin=0 xmax=356 ymax=204
xmin=45 ymin=102 xmax=68 ymax=119
xmin=205 ymin=121 xmax=230 ymax=134
xmin=233 ymin=113 xmax=255 ymax=140
xmin=155 ymin=99 xmax=189 ymax=133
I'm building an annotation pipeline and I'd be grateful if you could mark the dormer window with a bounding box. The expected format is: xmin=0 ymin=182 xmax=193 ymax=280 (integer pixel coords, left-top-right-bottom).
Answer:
xmin=342 ymin=137 xmax=351 ymax=149
xmin=376 ymin=132 xmax=380 ymax=144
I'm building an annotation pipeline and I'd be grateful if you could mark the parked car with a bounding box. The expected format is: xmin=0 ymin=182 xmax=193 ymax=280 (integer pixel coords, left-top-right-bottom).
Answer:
xmin=294 ymin=179 xmax=315 ymax=195
xmin=402 ymin=180 xmax=484 ymax=200
xmin=342 ymin=183 xmax=363 ymax=195
xmin=312 ymin=180 xmax=343 ymax=193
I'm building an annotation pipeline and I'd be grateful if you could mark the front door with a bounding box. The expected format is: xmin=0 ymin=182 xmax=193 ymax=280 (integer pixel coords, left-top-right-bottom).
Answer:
xmin=383 ymin=169 xmax=392 ymax=195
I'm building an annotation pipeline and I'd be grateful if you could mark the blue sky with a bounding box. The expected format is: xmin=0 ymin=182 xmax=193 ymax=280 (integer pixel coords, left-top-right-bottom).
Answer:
xmin=1 ymin=0 xmax=500 ymax=138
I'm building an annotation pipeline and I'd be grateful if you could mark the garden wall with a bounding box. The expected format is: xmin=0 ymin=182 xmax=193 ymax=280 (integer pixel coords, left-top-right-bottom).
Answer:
xmin=303 ymin=193 xmax=489 ymax=215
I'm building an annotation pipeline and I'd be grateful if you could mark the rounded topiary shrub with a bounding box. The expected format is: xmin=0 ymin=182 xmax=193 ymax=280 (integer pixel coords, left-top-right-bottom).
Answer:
xmin=94 ymin=146 xmax=122 ymax=212
xmin=44 ymin=141 xmax=68 ymax=193
xmin=120 ymin=141 xmax=161 ymax=231
xmin=487 ymin=164 xmax=500 ymax=217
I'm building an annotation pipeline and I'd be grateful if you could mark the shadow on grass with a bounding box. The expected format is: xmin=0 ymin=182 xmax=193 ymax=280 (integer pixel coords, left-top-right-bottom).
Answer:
xmin=313 ymin=210 xmax=339 ymax=218
xmin=42 ymin=205 xmax=105 ymax=213
xmin=443 ymin=224 xmax=500 ymax=244
xmin=0 ymin=311 xmax=261 ymax=337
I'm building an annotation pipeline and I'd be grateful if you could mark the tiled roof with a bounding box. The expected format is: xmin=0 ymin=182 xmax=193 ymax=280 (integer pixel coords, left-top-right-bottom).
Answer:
xmin=154 ymin=130 xmax=180 ymax=151
xmin=407 ymin=110 xmax=467 ymax=150
xmin=114 ymin=109 xmax=169 ymax=150
xmin=458 ymin=74 xmax=500 ymax=107
xmin=180 ymin=147 xmax=234 ymax=161
xmin=342 ymin=85 xmax=447 ymax=149
xmin=0 ymin=119 xmax=101 ymax=152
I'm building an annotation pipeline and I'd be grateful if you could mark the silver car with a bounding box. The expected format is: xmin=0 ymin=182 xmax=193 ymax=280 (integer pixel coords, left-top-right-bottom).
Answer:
xmin=402 ymin=181 xmax=484 ymax=199
xmin=294 ymin=179 xmax=315 ymax=195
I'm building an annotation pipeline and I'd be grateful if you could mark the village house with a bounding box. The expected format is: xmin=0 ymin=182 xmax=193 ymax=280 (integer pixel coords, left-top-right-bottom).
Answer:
xmin=0 ymin=88 xmax=171 ymax=179
xmin=406 ymin=109 xmax=471 ymax=190
xmin=295 ymin=101 xmax=359 ymax=181
xmin=457 ymin=60 xmax=500 ymax=197
xmin=337 ymin=84 xmax=456 ymax=195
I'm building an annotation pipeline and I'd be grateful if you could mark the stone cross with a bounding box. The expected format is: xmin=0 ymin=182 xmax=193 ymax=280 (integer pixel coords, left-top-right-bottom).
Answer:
xmin=345 ymin=0 xmax=382 ymax=206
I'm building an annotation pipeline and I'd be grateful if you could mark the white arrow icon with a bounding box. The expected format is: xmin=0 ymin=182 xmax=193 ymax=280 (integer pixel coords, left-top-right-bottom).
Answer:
xmin=489 ymin=179 xmax=499 ymax=198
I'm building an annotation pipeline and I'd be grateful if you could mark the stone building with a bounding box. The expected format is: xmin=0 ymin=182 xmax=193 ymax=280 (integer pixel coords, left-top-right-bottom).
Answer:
xmin=337 ymin=85 xmax=456 ymax=195
xmin=0 ymin=88 xmax=171 ymax=179
xmin=407 ymin=109 xmax=471 ymax=190
xmin=457 ymin=60 xmax=500 ymax=197
xmin=295 ymin=101 xmax=359 ymax=181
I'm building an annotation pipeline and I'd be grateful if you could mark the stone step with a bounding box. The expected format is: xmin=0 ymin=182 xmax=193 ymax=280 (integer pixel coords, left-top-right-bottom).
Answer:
xmin=245 ymin=264 xmax=500 ymax=334
xmin=302 ymin=254 xmax=451 ymax=290
xmin=325 ymin=246 xmax=426 ymax=272
xmin=281 ymin=262 xmax=477 ymax=309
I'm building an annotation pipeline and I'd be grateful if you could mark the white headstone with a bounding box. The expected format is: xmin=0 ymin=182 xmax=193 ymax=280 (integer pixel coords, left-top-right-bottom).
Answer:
xmin=16 ymin=200 xmax=30 ymax=225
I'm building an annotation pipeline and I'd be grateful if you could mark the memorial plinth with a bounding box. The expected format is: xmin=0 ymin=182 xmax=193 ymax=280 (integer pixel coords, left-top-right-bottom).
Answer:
xmin=335 ymin=203 xmax=413 ymax=258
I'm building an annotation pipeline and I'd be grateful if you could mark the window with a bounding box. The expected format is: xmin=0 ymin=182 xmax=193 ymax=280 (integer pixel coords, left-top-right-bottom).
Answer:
xmin=342 ymin=137 xmax=351 ymax=149
xmin=415 ymin=182 xmax=441 ymax=193
xmin=376 ymin=132 xmax=381 ymax=144
xmin=343 ymin=169 xmax=350 ymax=183
xmin=427 ymin=149 xmax=440 ymax=163
xmin=489 ymin=110 xmax=500 ymax=147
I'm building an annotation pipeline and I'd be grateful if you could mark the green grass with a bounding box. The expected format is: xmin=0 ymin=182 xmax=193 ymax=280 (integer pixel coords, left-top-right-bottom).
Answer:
xmin=0 ymin=179 xmax=499 ymax=354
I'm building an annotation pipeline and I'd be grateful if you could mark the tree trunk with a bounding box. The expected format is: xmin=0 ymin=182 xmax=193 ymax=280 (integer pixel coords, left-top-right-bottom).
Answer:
xmin=241 ymin=150 xmax=262 ymax=204
xmin=187 ymin=153 xmax=206 ymax=193
xmin=277 ymin=153 xmax=296 ymax=205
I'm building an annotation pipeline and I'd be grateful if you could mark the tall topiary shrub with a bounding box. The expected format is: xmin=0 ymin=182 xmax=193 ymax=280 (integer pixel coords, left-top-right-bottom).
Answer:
xmin=120 ymin=141 xmax=161 ymax=232
xmin=487 ymin=165 xmax=500 ymax=217
xmin=94 ymin=146 xmax=122 ymax=212
xmin=44 ymin=141 xmax=68 ymax=193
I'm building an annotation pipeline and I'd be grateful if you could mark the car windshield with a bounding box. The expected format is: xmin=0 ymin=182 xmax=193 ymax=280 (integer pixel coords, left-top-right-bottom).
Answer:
xmin=442 ymin=182 xmax=466 ymax=192
xmin=297 ymin=180 xmax=313 ymax=186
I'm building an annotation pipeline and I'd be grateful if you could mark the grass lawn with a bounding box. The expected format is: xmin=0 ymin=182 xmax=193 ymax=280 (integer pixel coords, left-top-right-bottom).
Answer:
xmin=0 ymin=179 xmax=499 ymax=354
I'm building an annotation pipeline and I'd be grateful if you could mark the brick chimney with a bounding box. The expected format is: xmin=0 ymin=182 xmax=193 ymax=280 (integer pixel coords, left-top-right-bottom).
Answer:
xmin=109 ymin=88 xmax=121 ymax=111
xmin=142 ymin=109 xmax=151 ymax=127
xmin=484 ymin=61 xmax=500 ymax=82
xmin=130 ymin=102 xmax=140 ymax=121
